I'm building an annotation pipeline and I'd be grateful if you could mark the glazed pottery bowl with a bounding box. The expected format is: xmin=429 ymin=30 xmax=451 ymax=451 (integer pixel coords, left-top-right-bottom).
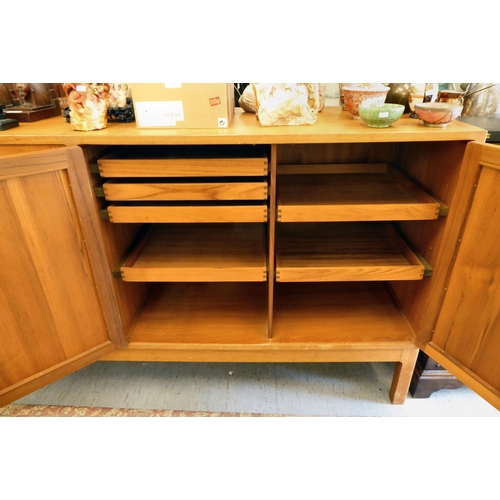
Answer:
xmin=343 ymin=85 xmax=390 ymax=119
xmin=358 ymin=103 xmax=405 ymax=128
xmin=414 ymin=102 xmax=463 ymax=127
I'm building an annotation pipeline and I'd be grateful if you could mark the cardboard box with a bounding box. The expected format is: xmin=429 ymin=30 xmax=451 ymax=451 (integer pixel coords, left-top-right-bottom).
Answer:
xmin=131 ymin=83 xmax=234 ymax=129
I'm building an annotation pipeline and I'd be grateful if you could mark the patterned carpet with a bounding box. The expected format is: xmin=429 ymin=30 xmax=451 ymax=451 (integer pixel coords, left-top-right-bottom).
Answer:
xmin=0 ymin=403 xmax=288 ymax=417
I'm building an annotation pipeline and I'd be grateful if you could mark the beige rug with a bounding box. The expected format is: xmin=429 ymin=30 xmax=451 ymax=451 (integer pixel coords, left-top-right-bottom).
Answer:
xmin=0 ymin=403 xmax=289 ymax=417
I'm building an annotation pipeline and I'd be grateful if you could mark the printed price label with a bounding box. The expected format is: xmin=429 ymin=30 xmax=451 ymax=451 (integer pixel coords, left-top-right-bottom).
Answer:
xmin=135 ymin=101 xmax=184 ymax=127
xmin=378 ymin=112 xmax=389 ymax=118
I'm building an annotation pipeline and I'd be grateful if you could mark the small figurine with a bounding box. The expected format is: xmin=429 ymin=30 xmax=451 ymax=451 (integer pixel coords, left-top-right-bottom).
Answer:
xmin=1 ymin=83 xmax=61 ymax=122
xmin=109 ymin=83 xmax=129 ymax=108
xmin=107 ymin=83 xmax=135 ymax=123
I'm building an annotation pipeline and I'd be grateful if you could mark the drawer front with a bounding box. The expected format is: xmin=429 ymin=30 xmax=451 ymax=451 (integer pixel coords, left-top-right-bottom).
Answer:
xmin=277 ymin=203 xmax=440 ymax=222
xmin=103 ymin=180 xmax=268 ymax=201
xmin=107 ymin=204 xmax=269 ymax=223
xmin=121 ymin=266 xmax=267 ymax=282
xmin=98 ymin=157 xmax=268 ymax=178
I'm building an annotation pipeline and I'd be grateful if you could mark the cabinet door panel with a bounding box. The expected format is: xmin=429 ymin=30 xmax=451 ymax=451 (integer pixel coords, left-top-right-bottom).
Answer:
xmin=427 ymin=143 xmax=500 ymax=410
xmin=0 ymin=148 xmax=121 ymax=406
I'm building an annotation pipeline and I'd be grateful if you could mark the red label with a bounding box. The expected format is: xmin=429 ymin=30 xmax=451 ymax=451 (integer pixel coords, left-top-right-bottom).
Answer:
xmin=209 ymin=96 xmax=221 ymax=106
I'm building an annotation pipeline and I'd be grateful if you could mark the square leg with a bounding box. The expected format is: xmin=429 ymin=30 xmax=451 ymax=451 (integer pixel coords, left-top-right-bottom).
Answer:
xmin=389 ymin=347 xmax=419 ymax=404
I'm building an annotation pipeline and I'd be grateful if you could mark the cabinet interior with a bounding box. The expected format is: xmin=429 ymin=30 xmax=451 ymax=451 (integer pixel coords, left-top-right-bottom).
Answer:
xmin=89 ymin=140 xmax=468 ymax=353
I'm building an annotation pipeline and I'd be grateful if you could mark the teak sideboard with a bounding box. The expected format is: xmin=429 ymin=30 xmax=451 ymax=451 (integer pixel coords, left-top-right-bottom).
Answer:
xmin=1 ymin=107 xmax=499 ymax=409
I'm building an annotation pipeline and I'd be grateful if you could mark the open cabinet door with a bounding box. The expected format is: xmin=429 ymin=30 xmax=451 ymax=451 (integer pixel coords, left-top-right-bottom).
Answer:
xmin=0 ymin=147 xmax=124 ymax=406
xmin=424 ymin=142 xmax=500 ymax=411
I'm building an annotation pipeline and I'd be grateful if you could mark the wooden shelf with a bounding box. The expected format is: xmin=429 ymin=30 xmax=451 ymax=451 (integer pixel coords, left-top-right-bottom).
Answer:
xmin=121 ymin=223 xmax=267 ymax=282
xmin=272 ymin=282 xmax=415 ymax=346
xmin=127 ymin=282 xmax=269 ymax=345
xmin=276 ymin=222 xmax=425 ymax=282
xmin=125 ymin=281 xmax=414 ymax=349
xmin=0 ymin=108 xmax=487 ymax=148
xmin=277 ymin=164 xmax=441 ymax=222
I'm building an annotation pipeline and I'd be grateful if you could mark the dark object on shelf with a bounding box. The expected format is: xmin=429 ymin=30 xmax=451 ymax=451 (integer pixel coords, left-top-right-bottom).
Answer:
xmin=0 ymin=104 xmax=19 ymax=130
xmin=457 ymin=115 xmax=500 ymax=143
xmin=2 ymin=83 xmax=61 ymax=122
xmin=234 ymin=83 xmax=249 ymax=108
xmin=410 ymin=351 xmax=463 ymax=398
xmin=108 ymin=97 xmax=135 ymax=122
xmin=385 ymin=83 xmax=412 ymax=113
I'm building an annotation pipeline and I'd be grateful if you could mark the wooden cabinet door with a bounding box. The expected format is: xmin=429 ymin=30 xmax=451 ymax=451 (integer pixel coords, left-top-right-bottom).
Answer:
xmin=425 ymin=142 xmax=500 ymax=410
xmin=0 ymin=147 xmax=123 ymax=406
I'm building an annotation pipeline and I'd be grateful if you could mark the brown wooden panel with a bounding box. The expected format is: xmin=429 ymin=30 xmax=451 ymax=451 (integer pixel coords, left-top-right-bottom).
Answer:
xmin=276 ymin=143 xmax=397 ymax=165
xmin=395 ymin=141 xmax=469 ymax=208
xmin=0 ymin=149 xmax=71 ymax=180
xmin=107 ymin=203 xmax=268 ymax=223
xmin=276 ymin=163 xmax=388 ymax=175
xmin=103 ymin=347 xmax=411 ymax=363
xmin=81 ymin=145 xmax=150 ymax=336
xmin=389 ymin=141 xmax=485 ymax=343
xmin=479 ymin=143 xmax=500 ymax=167
xmin=103 ymin=180 xmax=268 ymax=201
xmin=0 ymin=343 xmax=114 ymax=405
xmin=98 ymin=156 xmax=268 ymax=178
xmin=431 ymin=155 xmax=500 ymax=394
xmin=0 ymin=148 xmax=118 ymax=404
xmin=424 ymin=344 xmax=500 ymax=411
xmin=121 ymin=223 xmax=267 ymax=282
xmin=0 ymin=145 xmax=63 ymax=157
xmin=267 ymin=145 xmax=278 ymax=338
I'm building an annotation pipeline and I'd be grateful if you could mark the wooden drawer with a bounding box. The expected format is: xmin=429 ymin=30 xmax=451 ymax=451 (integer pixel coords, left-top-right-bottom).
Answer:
xmin=120 ymin=224 xmax=267 ymax=282
xmin=102 ymin=179 xmax=268 ymax=201
xmin=275 ymin=222 xmax=426 ymax=282
xmin=277 ymin=164 xmax=441 ymax=222
xmin=98 ymin=156 xmax=268 ymax=178
xmin=106 ymin=202 xmax=268 ymax=223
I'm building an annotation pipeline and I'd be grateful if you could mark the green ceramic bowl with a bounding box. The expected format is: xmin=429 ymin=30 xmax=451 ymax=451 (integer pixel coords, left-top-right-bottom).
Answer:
xmin=358 ymin=103 xmax=405 ymax=128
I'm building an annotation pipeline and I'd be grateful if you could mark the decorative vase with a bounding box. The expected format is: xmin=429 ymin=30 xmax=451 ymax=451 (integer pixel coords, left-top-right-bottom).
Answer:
xmin=385 ymin=83 xmax=412 ymax=113
xmin=63 ymin=83 xmax=110 ymax=131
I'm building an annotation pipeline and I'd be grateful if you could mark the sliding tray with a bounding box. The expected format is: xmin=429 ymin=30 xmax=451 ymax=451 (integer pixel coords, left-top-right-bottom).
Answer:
xmin=105 ymin=201 xmax=268 ymax=223
xmin=277 ymin=163 xmax=442 ymax=222
xmin=275 ymin=222 xmax=426 ymax=282
xmin=120 ymin=223 xmax=267 ymax=282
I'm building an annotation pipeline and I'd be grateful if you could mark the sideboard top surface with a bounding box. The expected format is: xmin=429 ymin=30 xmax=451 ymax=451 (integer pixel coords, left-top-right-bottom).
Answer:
xmin=0 ymin=107 xmax=488 ymax=147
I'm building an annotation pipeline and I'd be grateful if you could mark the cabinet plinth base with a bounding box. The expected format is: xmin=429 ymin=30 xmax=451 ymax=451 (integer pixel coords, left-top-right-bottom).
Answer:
xmin=101 ymin=345 xmax=419 ymax=405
